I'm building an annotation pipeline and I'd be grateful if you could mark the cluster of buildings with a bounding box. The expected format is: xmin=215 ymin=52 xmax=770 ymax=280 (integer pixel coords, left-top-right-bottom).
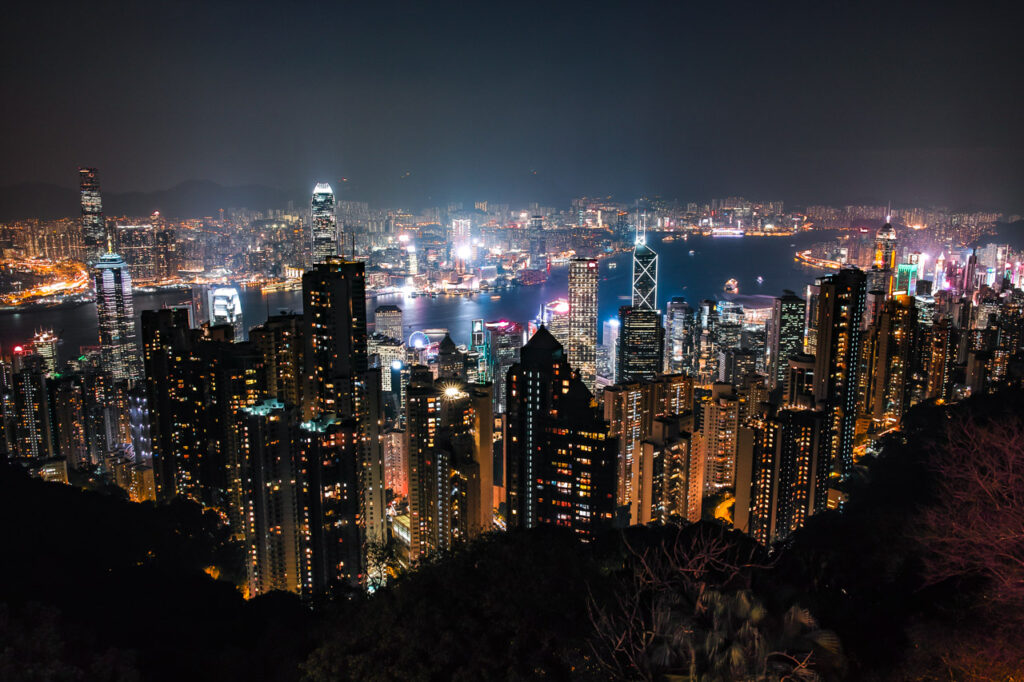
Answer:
xmin=2 ymin=173 xmax=1023 ymax=599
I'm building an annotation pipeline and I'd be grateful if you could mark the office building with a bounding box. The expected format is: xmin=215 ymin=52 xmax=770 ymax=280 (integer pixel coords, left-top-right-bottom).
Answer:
xmin=94 ymin=251 xmax=142 ymax=381
xmin=374 ymin=304 xmax=404 ymax=341
xmin=617 ymin=306 xmax=664 ymax=383
xmin=766 ymin=292 xmax=805 ymax=390
xmin=79 ymin=167 xmax=106 ymax=263
xmin=311 ymin=182 xmax=337 ymax=263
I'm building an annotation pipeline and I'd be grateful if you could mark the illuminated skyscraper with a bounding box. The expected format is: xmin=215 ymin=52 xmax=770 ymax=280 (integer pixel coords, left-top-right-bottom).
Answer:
xmin=766 ymin=292 xmax=805 ymax=390
xmin=486 ymin=320 xmax=523 ymax=413
xmin=664 ymin=297 xmax=695 ymax=375
xmin=311 ymin=182 xmax=337 ymax=263
xmin=568 ymin=257 xmax=598 ymax=392
xmin=863 ymin=295 xmax=917 ymax=427
xmin=738 ymin=408 xmax=828 ymax=545
xmin=874 ymin=222 xmax=897 ymax=270
xmin=813 ymin=267 xmax=866 ymax=478
xmin=301 ymin=258 xmax=387 ymax=545
xmin=701 ymin=382 xmax=739 ymax=491
xmin=79 ymin=167 xmax=106 ymax=263
xmin=94 ymin=252 xmax=141 ymax=381
xmin=617 ymin=306 xmax=664 ymax=383
xmin=31 ymin=329 xmax=59 ymax=375
xmin=505 ymin=328 xmax=616 ymax=539
xmin=632 ymin=240 xmax=658 ymax=310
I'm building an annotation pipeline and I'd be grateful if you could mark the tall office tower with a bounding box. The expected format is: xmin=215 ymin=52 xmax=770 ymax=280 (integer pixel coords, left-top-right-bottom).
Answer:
xmin=874 ymin=222 xmax=897 ymax=271
xmin=12 ymin=355 xmax=54 ymax=459
xmin=486 ymin=320 xmax=524 ymax=413
xmin=31 ymin=329 xmax=59 ymax=375
xmin=311 ymin=182 xmax=338 ymax=263
xmin=470 ymin=319 xmax=490 ymax=382
xmin=664 ymin=297 xmax=695 ymax=375
xmin=631 ymin=241 xmax=658 ymax=310
xmin=533 ymin=299 xmax=571 ymax=348
xmin=701 ymin=383 xmax=739 ymax=491
xmin=926 ymin=317 xmax=957 ymax=401
xmin=766 ymin=292 xmax=805 ymax=390
xmin=374 ymin=304 xmax=404 ymax=341
xmin=79 ymin=167 xmax=106 ymax=263
xmin=94 ymin=252 xmax=141 ymax=381
xmin=568 ymin=258 xmax=598 ymax=392
xmin=249 ymin=313 xmax=304 ymax=408
xmin=617 ymin=306 xmax=664 ymax=383
xmin=598 ymin=318 xmax=620 ymax=383
xmin=962 ymin=248 xmax=978 ymax=294
xmin=894 ymin=263 xmax=918 ymax=296
xmin=505 ymin=328 xmax=616 ymax=538
xmin=813 ymin=267 xmax=867 ymax=478
xmin=527 ymin=215 xmax=544 ymax=255
xmin=451 ymin=218 xmax=471 ymax=243
xmin=736 ymin=409 xmax=828 ymax=545
xmin=367 ymin=334 xmax=405 ymax=392
xmin=803 ymin=282 xmax=821 ymax=355
xmin=234 ymin=399 xmax=312 ymax=598
xmin=864 ymin=295 xmax=917 ymax=428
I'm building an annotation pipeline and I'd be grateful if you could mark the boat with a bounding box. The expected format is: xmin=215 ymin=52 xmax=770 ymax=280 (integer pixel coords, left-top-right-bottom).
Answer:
xmin=756 ymin=276 xmax=764 ymax=285
xmin=608 ymin=262 xmax=618 ymax=269
xmin=662 ymin=236 xmax=675 ymax=242
xmin=689 ymin=250 xmax=695 ymax=256
xmin=724 ymin=278 xmax=739 ymax=294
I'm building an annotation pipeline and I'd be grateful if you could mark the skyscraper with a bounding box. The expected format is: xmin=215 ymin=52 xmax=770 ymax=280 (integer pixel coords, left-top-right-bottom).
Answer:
xmin=617 ymin=306 xmax=664 ymax=383
xmin=301 ymin=258 xmax=386 ymax=545
xmin=701 ymin=382 xmax=739 ymax=491
xmin=79 ymin=167 xmax=106 ymax=263
xmin=94 ymin=252 xmax=141 ymax=381
xmin=664 ymin=297 xmax=695 ymax=375
xmin=505 ymin=328 xmax=616 ymax=539
xmin=486 ymin=320 xmax=523 ymax=413
xmin=568 ymin=258 xmax=598 ymax=392
xmin=311 ymin=182 xmax=338 ymax=263
xmin=632 ymin=243 xmax=658 ymax=310
xmin=737 ymin=408 xmax=828 ymax=545
xmin=863 ymin=295 xmax=917 ymax=428
xmin=813 ymin=267 xmax=866 ymax=478
xmin=766 ymin=292 xmax=805 ymax=390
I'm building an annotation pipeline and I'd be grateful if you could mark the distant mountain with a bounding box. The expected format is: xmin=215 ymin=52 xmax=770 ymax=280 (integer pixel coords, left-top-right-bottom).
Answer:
xmin=0 ymin=180 xmax=297 ymax=221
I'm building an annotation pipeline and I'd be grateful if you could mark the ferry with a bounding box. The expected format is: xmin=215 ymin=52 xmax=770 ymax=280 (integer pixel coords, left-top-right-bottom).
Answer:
xmin=608 ymin=262 xmax=618 ymax=269
xmin=689 ymin=250 xmax=695 ymax=256
xmin=757 ymin=276 xmax=764 ymax=285
xmin=724 ymin=278 xmax=739 ymax=294
xmin=711 ymin=226 xmax=745 ymax=238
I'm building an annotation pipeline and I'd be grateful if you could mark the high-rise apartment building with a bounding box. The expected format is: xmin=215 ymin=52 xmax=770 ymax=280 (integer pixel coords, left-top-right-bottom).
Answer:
xmin=863 ymin=295 xmax=917 ymax=427
xmin=568 ymin=258 xmax=598 ymax=392
xmin=813 ymin=267 xmax=866 ymax=478
xmin=505 ymin=328 xmax=616 ymax=539
xmin=94 ymin=252 xmax=141 ymax=381
xmin=701 ymin=382 xmax=739 ymax=491
xmin=311 ymin=183 xmax=337 ymax=263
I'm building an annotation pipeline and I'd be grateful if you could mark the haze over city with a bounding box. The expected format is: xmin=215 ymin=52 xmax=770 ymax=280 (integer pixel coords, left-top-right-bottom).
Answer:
xmin=3 ymin=0 xmax=1022 ymax=208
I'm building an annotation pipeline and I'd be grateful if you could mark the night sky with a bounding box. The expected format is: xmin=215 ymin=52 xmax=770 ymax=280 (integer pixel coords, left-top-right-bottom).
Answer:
xmin=2 ymin=0 xmax=1021 ymax=208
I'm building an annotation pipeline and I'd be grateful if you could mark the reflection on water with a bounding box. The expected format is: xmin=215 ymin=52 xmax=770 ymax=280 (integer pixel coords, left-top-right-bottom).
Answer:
xmin=1 ymin=232 xmax=831 ymax=363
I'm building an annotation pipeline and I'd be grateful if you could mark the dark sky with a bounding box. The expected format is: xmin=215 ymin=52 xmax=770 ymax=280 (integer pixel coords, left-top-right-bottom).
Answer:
xmin=2 ymin=0 xmax=1021 ymax=209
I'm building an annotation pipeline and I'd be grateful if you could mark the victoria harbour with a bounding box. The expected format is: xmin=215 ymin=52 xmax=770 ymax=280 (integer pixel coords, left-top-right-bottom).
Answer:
xmin=0 ymin=231 xmax=831 ymax=362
